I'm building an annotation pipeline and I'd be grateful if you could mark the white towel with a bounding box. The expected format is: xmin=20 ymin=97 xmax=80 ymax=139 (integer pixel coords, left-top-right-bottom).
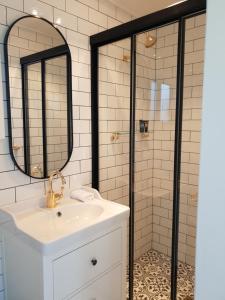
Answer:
xmin=70 ymin=189 xmax=94 ymax=202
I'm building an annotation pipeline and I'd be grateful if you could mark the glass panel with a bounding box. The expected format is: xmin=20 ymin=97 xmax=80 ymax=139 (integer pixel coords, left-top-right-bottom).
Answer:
xmin=98 ymin=38 xmax=131 ymax=297
xmin=177 ymin=13 xmax=206 ymax=299
xmin=134 ymin=22 xmax=178 ymax=299
xmin=45 ymin=55 xmax=68 ymax=175
xmin=27 ymin=62 xmax=43 ymax=177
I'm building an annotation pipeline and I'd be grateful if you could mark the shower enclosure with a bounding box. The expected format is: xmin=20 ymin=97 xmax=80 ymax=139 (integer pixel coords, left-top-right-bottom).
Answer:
xmin=90 ymin=1 xmax=206 ymax=299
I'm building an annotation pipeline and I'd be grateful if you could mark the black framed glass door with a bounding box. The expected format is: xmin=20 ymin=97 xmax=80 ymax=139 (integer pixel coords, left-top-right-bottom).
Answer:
xmin=90 ymin=1 xmax=206 ymax=299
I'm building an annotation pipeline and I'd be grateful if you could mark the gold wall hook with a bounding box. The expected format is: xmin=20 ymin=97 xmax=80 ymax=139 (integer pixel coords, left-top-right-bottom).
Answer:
xmin=111 ymin=132 xmax=120 ymax=142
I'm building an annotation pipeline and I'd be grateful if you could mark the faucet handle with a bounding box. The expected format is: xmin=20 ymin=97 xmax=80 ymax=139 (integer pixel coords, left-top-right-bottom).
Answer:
xmin=46 ymin=170 xmax=66 ymax=208
xmin=54 ymin=192 xmax=63 ymax=203
xmin=61 ymin=174 xmax=66 ymax=185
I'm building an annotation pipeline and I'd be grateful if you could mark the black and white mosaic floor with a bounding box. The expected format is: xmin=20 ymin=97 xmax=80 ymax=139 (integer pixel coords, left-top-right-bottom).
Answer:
xmin=127 ymin=250 xmax=194 ymax=300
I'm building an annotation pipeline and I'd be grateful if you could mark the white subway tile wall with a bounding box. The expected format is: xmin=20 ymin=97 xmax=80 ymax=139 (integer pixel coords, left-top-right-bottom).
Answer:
xmin=152 ymin=16 xmax=205 ymax=266
xmin=98 ymin=15 xmax=205 ymax=265
xmin=0 ymin=0 xmax=134 ymax=297
xmin=152 ymin=22 xmax=179 ymax=261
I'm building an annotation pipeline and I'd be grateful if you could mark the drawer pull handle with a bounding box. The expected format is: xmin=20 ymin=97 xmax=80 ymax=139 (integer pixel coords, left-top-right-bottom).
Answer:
xmin=91 ymin=258 xmax=98 ymax=266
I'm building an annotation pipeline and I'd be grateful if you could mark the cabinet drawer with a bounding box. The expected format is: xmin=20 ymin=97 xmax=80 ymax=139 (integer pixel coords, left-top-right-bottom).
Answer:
xmin=69 ymin=265 xmax=122 ymax=300
xmin=53 ymin=228 xmax=122 ymax=300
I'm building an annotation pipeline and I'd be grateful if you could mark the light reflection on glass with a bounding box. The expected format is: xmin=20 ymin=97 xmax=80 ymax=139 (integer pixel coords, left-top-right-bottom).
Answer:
xmin=150 ymin=80 xmax=157 ymax=112
xmin=160 ymin=83 xmax=170 ymax=121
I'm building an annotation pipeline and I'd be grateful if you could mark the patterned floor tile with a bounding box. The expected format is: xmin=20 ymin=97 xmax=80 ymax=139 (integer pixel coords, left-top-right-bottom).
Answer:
xmin=127 ymin=250 xmax=194 ymax=300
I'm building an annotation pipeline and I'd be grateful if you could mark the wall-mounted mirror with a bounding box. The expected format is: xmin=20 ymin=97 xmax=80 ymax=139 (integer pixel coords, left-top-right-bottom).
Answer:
xmin=4 ymin=16 xmax=73 ymax=179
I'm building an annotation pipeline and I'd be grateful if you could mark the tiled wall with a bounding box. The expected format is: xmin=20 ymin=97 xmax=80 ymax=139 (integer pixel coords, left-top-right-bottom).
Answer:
xmin=45 ymin=56 xmax=68 ymax=174
xmin=180 ymin=14 xmax=205 ymax=265
xmin=152 ymin=15 xmax=205 ymax=266
xmin=134 ymin=32 xmax=156 ymax=258
xmin=151 ymin=22 xmax=178 ymax=259
xmin=98 ymin=15 xmax=205 ymax=265
xmin=98 ymin=33 xmax=156 ymax=259
xmin=98 ymin=37 xmax=131 ymax=207
xmin=0 ymin=0 xmax=134 ymax=297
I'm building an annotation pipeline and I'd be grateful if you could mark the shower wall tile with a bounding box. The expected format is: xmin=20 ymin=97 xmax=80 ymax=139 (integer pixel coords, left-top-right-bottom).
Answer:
xmin=152 ymin=16 xmax=205 ymax=266
xmin=98 ymin=32 xmax=156 ymax=259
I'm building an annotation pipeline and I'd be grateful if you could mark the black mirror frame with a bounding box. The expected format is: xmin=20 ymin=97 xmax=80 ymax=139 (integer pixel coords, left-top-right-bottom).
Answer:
xmin=4 ymin=15 xmax=73 ymax=179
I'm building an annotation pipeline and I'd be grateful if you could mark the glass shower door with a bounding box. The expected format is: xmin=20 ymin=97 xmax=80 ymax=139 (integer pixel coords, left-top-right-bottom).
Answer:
xmin=133 ymin=22 xmax=179 ymax=299
xmin=93 ymin=9 xmax=206 ymax=300
xmin=98 ymin=38 xmax=131 ymax=298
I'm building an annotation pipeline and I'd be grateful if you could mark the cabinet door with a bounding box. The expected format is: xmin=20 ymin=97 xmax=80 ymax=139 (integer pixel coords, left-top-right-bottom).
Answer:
xmin=70 ymin=265 xmax=122 ymax=300
xmin=53 ymin=229 xmax=122 ymax=299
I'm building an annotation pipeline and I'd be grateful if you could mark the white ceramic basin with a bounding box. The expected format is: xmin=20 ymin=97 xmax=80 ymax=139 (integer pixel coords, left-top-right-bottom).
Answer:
xmin=0 ymin=189 xmax=130 ymax=255
xmin=16 ymin=200 xmax=104 ymax=243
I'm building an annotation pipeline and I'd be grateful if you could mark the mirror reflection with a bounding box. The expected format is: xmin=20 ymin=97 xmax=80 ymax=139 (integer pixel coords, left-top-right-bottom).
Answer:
xmin=6 ymin=16 xmax=73 ymax=178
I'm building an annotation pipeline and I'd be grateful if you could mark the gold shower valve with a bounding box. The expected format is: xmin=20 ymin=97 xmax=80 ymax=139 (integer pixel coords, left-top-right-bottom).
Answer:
xmin=111 ymin=132 xmax=119 ymax=142
xmin=123 ymin=54 xmax=130 ymax=62
xmin=12 ymin=145 xmax=21 ymax=151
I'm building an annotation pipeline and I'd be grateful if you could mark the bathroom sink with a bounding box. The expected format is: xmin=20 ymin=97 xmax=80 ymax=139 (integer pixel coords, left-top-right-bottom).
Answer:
xmin=16 ymin=200 xmax=104 ymax=242
xmin=0 ymin=188 xmax=130 ymax=255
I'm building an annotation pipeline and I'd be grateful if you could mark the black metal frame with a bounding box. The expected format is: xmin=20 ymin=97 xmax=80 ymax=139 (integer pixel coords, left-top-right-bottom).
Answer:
xmin=91 ymin=46 xmax=99 ymax=189
xmin=90 ymin=1 xmax=206 ymax=299
xmin=4 ymin=16 xmax=73 ymax=179
xmin=20 ymin=45 xmax=69 ymax=65
xmin=128 ymin=35 xmax=136 ymax=300
xmin=21 ymin=63 xmax=30 ymax=174
xmin=41 ymin=60 xmax=47 ymax=178
xmin=171 ymin=17 xmax=186 ymax=300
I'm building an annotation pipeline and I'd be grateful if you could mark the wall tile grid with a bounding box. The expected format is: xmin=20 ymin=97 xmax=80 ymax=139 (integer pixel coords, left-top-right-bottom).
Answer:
xmin=45 ymin=55 xmax=68 ymax=173
xmin=0 ymin=0 xmax=133 ymax=297
xmin=98 ymin=32 xmax=156 ymax=259
xmin=98 ymin=15 xmax=205 ymax=265
xmin=152 ymin=15 xmax=205 ymax=266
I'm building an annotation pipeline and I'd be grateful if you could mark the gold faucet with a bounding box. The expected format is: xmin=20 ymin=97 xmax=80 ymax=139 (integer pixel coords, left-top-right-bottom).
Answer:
xmin=46 ymin=170 xmax=66 ymax=208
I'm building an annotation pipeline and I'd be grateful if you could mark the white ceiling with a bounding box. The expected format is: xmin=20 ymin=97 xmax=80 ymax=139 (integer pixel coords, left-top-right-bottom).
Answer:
xmin=109 ymin=0 xmax=187 ymax=18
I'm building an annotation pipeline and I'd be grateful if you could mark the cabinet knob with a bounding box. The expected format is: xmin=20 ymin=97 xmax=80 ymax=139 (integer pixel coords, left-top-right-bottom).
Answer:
xmin=91 ymin=258 xmax=98 ymax=266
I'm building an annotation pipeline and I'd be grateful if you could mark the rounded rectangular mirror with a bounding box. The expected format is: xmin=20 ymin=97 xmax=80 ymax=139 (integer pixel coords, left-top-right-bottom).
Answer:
xmin=4 ymin=16 xmax=73 ymax=178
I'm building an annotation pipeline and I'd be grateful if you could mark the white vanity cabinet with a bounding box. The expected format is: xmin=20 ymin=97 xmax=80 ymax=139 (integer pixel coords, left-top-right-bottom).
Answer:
xmin=2 ymin=219 xmax=128 ymax=300
xmin=0 ymin=191 xmax=129 ymax=300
